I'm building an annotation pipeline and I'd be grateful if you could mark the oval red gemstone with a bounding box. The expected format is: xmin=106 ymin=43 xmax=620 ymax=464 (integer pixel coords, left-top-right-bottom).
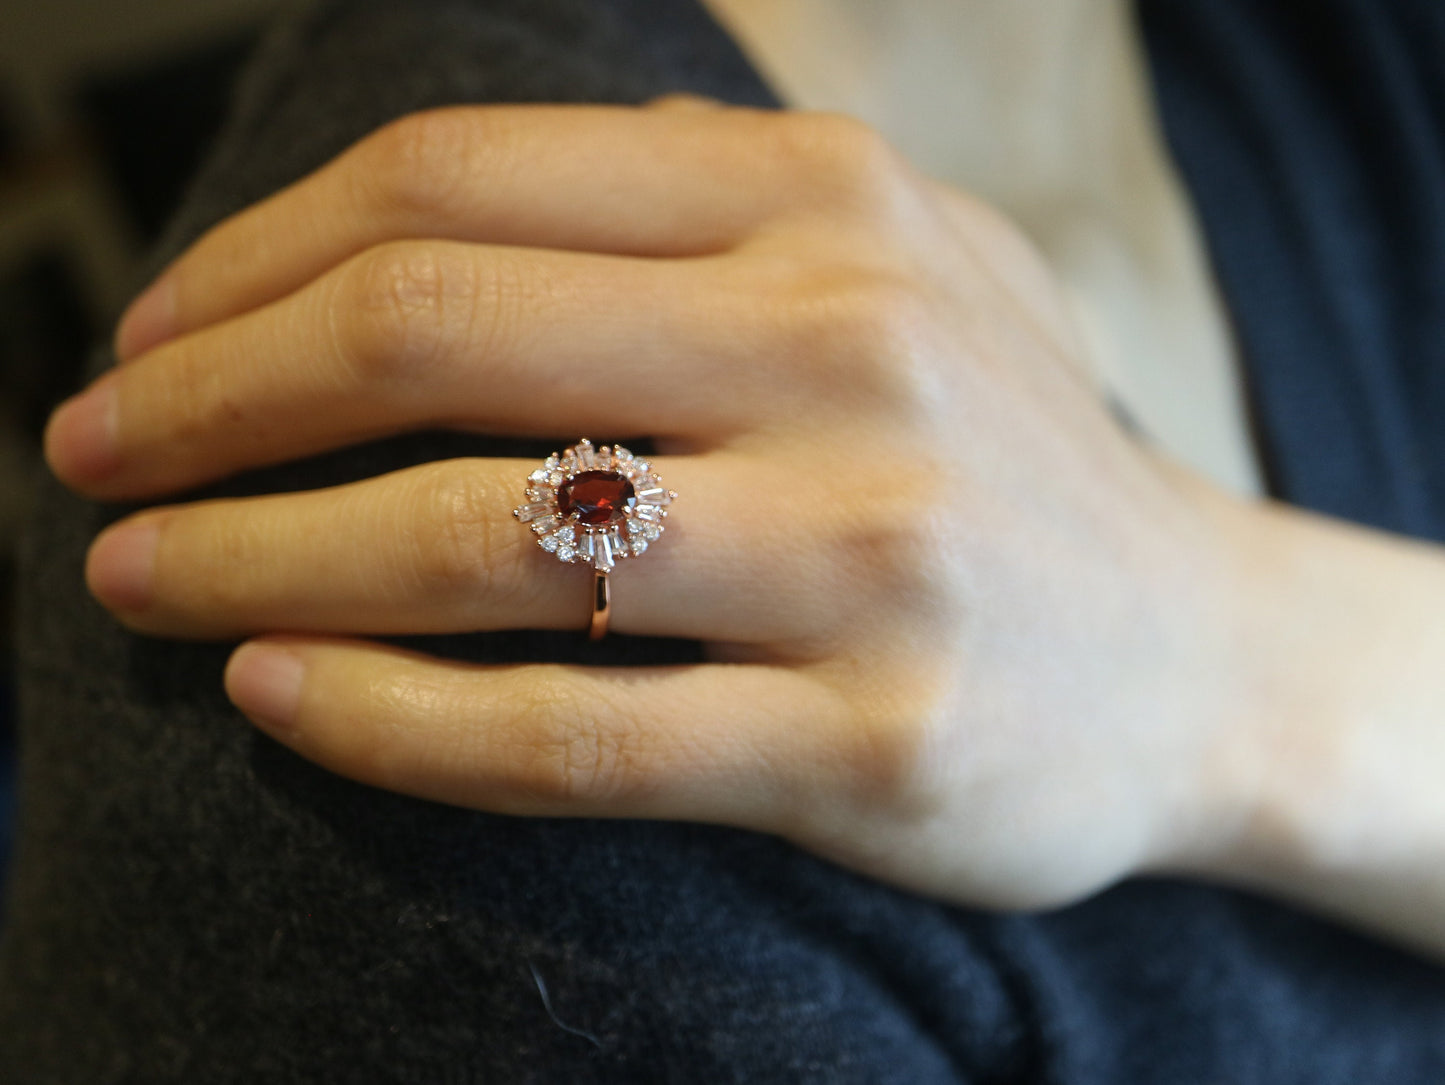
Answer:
xmin=556 ymin=471 xmax=636 ymax=526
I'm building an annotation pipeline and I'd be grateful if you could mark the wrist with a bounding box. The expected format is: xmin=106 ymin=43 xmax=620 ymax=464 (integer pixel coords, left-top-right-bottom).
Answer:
xmin=1177 ymin=490 xmax=1445 ymax=951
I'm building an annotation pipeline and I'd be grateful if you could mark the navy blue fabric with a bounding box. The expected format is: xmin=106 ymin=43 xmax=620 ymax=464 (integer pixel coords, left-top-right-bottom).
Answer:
xmin=1140 ymin=0 xmax=1445 ymax=539
xmin=1 ymin=1 xmax=1444 ymax=1081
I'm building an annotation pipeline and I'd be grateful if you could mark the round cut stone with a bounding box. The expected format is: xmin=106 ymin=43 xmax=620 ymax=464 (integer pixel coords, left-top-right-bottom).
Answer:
xmin=556 ymin=470 xmax=636 ymax=526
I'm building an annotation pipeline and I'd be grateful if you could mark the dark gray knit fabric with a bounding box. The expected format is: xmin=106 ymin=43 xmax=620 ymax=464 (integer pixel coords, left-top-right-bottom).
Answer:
xmin=2 ymin=1 xmax=1444 ymax=1082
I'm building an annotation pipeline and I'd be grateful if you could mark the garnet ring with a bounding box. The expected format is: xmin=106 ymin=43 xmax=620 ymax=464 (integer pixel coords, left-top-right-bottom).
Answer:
xmin=512 ymin=439 xmax=675 ymax=639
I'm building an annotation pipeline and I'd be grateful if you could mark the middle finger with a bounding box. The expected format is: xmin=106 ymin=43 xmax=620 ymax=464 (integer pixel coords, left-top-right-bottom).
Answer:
xmin=47 ymin=239 xmax=793 ymax=501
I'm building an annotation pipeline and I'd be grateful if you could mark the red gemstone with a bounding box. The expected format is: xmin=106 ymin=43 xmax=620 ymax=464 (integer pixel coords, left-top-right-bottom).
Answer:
xmin=556 ymin=471 xmax=636 ymax=526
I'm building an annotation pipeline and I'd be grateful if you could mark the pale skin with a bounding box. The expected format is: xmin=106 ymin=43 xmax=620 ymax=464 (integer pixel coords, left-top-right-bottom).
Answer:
xmin=42 ymin=99 xmax=1445 ymax=955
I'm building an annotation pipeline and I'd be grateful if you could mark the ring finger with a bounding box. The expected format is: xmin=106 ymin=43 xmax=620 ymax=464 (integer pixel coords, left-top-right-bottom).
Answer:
xmin=84 ymin=453 xmax=835 ymax=646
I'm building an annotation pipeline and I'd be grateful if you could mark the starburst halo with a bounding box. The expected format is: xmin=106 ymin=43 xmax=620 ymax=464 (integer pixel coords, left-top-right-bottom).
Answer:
xmin=512 ymin=439 xmax=675 ymax=572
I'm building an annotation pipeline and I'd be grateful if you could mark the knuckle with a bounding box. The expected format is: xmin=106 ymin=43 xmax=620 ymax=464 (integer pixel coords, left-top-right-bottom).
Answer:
xmin=793 ymin=468 xmax=957 ymax=642
xmin=334 ymin=242 xmax=477 ymax=383
xmin=509 ymin=681 xmax=647 ymax=804
xmin=832 ymin=272 xmax=933 ymax=360
xmin=185 ymin=528 xmax=248 ymax=609
xmin=151 ymin=510 xmax=269 ymax=620
xmin=864 ymin=508 xmax=955 ymax=605
xmin=840 ymin=699 xmax=933 ymax=814
xmin=769 ymin=110 xmax=884 ymax=171
xmin=160 ymin=350 xmax=234 ymax=442
xmin=355 ymin=108 xmax=485 ymax=219
xmin=461 ymin=251 xmax=536 ymax=376
xmin=410 ymin=463 xmax=518 ymax=598
xmin=769 ymin=111 xmax=913 ymax=218
xmin=798 ymin=675 xmax=947 ymax=861
xmin=842 ymin=493 xmax=952 ymax=607
xmin=780 ymin=268 xmax=944 ymax=415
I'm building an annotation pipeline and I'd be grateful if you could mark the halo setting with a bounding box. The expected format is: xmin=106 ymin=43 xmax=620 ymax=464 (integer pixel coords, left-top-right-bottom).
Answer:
xmin=512 ymin=439 xmax=674 ymax=573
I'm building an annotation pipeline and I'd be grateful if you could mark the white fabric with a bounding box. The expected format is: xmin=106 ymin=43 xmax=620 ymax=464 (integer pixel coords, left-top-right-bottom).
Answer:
xmin=704 ymin=0 xmax=1262 ymax=495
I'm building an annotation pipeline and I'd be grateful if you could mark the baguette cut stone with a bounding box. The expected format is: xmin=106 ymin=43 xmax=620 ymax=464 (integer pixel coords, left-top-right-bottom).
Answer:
xmin=557 ymin=471 xmax=636 ymax=526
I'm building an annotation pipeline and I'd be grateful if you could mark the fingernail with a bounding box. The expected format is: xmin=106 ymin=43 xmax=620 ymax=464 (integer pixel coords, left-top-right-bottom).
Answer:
xmin=44 ymin=378 xmax=120 ymax=484
xmin=86 ymin=520 xmax=160 ymax=612
xmin=114 ymin=274 xmax=176 ymax=361
xmin=226 ymin=644 xmax=306 ymax=733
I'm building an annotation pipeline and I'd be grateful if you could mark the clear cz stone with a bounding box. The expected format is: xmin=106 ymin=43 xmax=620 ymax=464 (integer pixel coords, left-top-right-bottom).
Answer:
xmin=608 ymin=526 xmax=627 ymax=557
xmin=514 ymin=502 xmax=553 ymax=523
xmin=595 ymin=533 xmax=615 ymax=572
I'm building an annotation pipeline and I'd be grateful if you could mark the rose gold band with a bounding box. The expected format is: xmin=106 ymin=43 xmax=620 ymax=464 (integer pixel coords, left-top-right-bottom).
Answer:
xmin=589 ymin=570 xmax=611 ymax=640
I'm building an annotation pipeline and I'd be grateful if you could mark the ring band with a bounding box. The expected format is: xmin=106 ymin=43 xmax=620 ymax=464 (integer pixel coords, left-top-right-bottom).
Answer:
xmin=589 ymin=571 xmax=611 ymax=641
xmin=513 ymin=439 xmax=675 ymax=639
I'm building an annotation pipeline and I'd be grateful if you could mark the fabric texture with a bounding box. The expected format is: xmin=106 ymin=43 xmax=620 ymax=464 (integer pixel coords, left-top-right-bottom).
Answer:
xmin=1142 ymin=0 xmax=1445 ymax=541
xmin=2 ymin=0 xmax=1444 ymax=1081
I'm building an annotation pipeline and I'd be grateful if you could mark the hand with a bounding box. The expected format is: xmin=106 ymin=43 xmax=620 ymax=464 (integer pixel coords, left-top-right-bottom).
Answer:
xmin=46 ymin=101 xmax=1254 ymax=910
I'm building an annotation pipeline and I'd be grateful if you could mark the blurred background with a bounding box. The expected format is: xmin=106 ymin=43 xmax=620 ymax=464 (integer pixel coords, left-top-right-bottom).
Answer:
xmin=0 ymin=0 xmax=297 ymax=912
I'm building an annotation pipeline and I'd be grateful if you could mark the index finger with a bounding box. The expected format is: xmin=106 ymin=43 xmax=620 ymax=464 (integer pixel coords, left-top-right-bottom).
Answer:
xmin=116 ymin=102 xmax=793 ymax=361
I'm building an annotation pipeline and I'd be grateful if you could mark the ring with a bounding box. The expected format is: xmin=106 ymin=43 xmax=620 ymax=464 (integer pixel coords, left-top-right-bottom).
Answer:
xmin=512 ymin=439 xmax=675 ymax=640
